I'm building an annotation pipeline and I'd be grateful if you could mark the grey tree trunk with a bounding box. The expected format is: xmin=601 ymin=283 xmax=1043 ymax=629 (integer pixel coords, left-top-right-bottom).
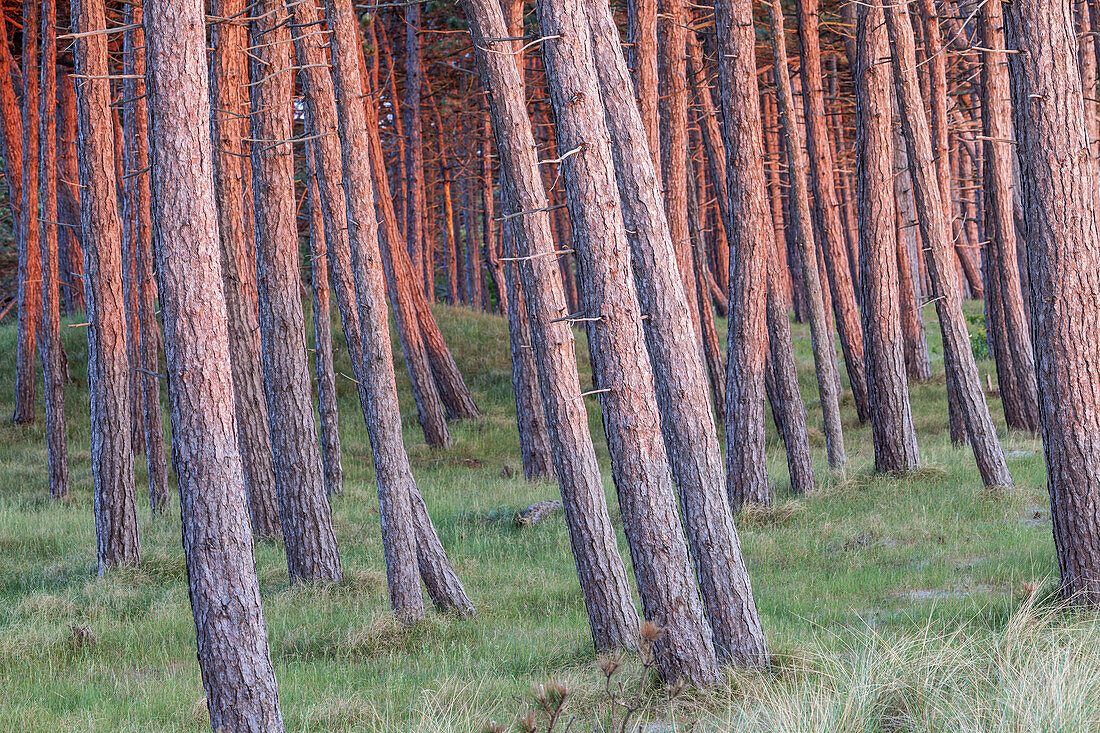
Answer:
xmin=73 ymin=0 xmax=141 ymax=570
xmin=122 ymin=3 xmax=169 ymax=514
xmin=850 ymin=0 xmax=921 ymax=474
xmin=586 ymin=0 xmax=769 ymax=667
xmin=1007 ymin=0 xmax=1100 ymax=604
xmin=249 ymin=0 xmax=341 ymax=582
xmin=143 ymin=2 xmax=283 ymax=725
xmin=766 ymin=0 xmax=846 ymax=470
xmin=210 ymin=0 xmax=281 ymax=540
xmin=536 ymin=0 xmax=721 ymax=685
xmin=306 ymin=161 xmax=344 ymax=497
xmin=979 ymin=0 xmax=1041 ymax=434
xmin=308 ymin=0 xmax=474 ymax=616
xmin=463 ymin=0 xmax=640 ymax=650
xmin=38 ymin=0 xmax=70 ymax=500
xmin=500 ymin=0 xmax=556 ymax=481
xmin=883 ymin=1 xmax=1014 ymax=491
xmin=892 ymin=131 xmax=933 ymax=383
xmin=714 ymin=0 xmax=771 ymax=508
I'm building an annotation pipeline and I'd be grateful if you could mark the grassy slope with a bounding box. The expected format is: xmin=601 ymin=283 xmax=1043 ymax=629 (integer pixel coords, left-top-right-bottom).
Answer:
xmin=0 ymin=302 xmax=1070 ymax=731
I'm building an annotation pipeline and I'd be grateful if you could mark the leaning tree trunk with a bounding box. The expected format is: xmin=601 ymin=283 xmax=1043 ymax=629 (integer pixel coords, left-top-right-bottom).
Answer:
xmin=14 ymin=0 xmax=40 ymax=426
xmin=307 ymin=0 xmax=474 ymax=615
xmin=586 ymin=0 xmax=769 ymax=667
xmin=714 ymin=0 xmax=771 ymax=508
xmin=143 ymin=2 xmax=283 ymax=726
xmin=249 ymin=0 xmax=341 ymax=582
xmin=1008 ymin=0 xmax=1100 ymax=604
xmin=38 ymin=0 xmax=69 ymax=500
xmin=210 ymin=0 xmax=281 ymax=540
xmin=122 ymin=3 xmax=169 ymax=513
xmin=306 ymin=161 xmax=343 ymax=497
xmin=498 ymin=0 xmax=556 ymax=481
xmin=463 ymin=0 xmax=640 ymax=649
xmin=73 ymin=0 xmax=141 ymax=570
xmin=979 ymin=0 xmax=1041 ymax=434
xmin=767 ymin=0 xmax=846 ymax=470
xmin=883 ymin=0 xmax=1014 ymax=491
xmin=850 ymin=0 xmax=921 ymax=474
xmin=764 ymin=219 xmax=816 ymax=497
xmin=537 ymin=0 xmax=722 ymax=685
xmin=795 ymin=0 xmax=871 ymax=424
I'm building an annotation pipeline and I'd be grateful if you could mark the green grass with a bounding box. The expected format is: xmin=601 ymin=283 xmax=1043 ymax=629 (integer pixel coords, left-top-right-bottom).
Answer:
xmin=0 ymin=300 xmax=1082 ymax=731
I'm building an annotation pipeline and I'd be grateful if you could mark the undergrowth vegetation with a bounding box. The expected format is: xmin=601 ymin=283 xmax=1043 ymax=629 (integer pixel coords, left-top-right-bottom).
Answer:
xmin=0 ymin=302 xmax=1084 ymax=731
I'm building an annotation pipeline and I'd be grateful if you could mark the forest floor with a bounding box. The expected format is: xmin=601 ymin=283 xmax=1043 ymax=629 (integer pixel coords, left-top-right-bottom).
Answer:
xmin=1 ymin=302 xmax=1095 ymax=731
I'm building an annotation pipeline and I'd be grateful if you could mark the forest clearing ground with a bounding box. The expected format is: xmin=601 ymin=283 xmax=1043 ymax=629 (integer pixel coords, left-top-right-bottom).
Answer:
xmin=0 ymin=301 xmax=1082 ymax=731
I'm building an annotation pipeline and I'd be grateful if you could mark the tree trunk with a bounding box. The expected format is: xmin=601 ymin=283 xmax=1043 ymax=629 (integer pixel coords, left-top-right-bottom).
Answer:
xmin=658 ymin=0 xmax=703 ymax=339
xmin=0 ymin=16 xmax=23 ymax=329
xmin=767 ymin=0 xmax=846 ymax=470
xmin=536 ymin=0 xmax=721 ymax=685
xmin=143 ymin=2 xmax=283 ymax=725
xmin=715 ymin=0 xmax=771 ymax=508
xmin=884 ymin=0 xmax=1014 ymax=491
xmin=37 ymin=0 xmax=69 ymax=500
xmin=892 ymin=129 xmax=933 ymax=382
xmin=685 ymin=34 xmax=730 ymax=297
xmin=72 ymin=0 xmax=141 ymax=570
xmin=627 ymin=0 xmax=660 ymax=173
xmin=463 ymin=0 xmax=640 ymax=649
xmin=587 ymin=0 xmax=769 ymax=667
xmin=979 ymin=0 xmax=1041 ymax=433
xmin=850 ymin=0 xmax=921 ymax=475
xmin=795 ymin=0 xmax=870 ymax=424
xmin=405 ymin=1 xmax=430 ymax=299
xmin=210 ymin=0 xmax=281 ymax=540
xmin=57 ymin=69 xmax=85 ymax=315
xmin=312 ymin=0 xmax=474 ymax=615
xmin=765 ymin=224 xmax=816 ymax=496
xmin=122 ymin=3 xmax=168 ymax=513
xmin=307 ymin=161 xmax=343 ymax=497
xmin=499 ymin=0 xmax=555 ymax=481
xmin=1008 ymin=0 xmax=1100 ymax=603
xmin=15 ymin=0 xmax=41 ymax=426
xmin=249 ymin=0 xmax=341 ymax=582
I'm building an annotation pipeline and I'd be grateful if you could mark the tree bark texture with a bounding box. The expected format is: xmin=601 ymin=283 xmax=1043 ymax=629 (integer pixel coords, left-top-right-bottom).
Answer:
xmin=795 ymin=0 xmax=870 ymax=424
xmin=715 ymin=0 xmax=771 ymax=508
xmin=851 ymin=0 xmax=921 ymax=474
xmin=122 ymin=3 xmax=169 ymax=513
xmin=463 ymin=0 xmax=640 ymax=650
xmin=143 ymin=2 xmax=284 ymax=725
xmin=307 ymin=159 xmax=344 ymax=497
xmin=1008 ymin=0 xmax=1100 ymax=603
xmin=249 ymin=0 xmax=341 ymax=582
xmin=586 ymin=0 xmax=769 ymax=667
xmin=210 ymin=0 xmax=281 ymax=540
xmin=537 ymin=0 xmax=722 ymax=685
xmin=73 ymin=0 xmax=141 ymax=570
xmin=15 ymin=0 xmax=40 ymax=426
xmin=884 ymin=0 xmax=1014 ymax=491
xmin=767 ymin=0 xmax=846 ymax=470
xmin=38 ymin=0 xmax=70 ymax=500
xmin=979 ymin=0 xmax=1041 ymax=433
